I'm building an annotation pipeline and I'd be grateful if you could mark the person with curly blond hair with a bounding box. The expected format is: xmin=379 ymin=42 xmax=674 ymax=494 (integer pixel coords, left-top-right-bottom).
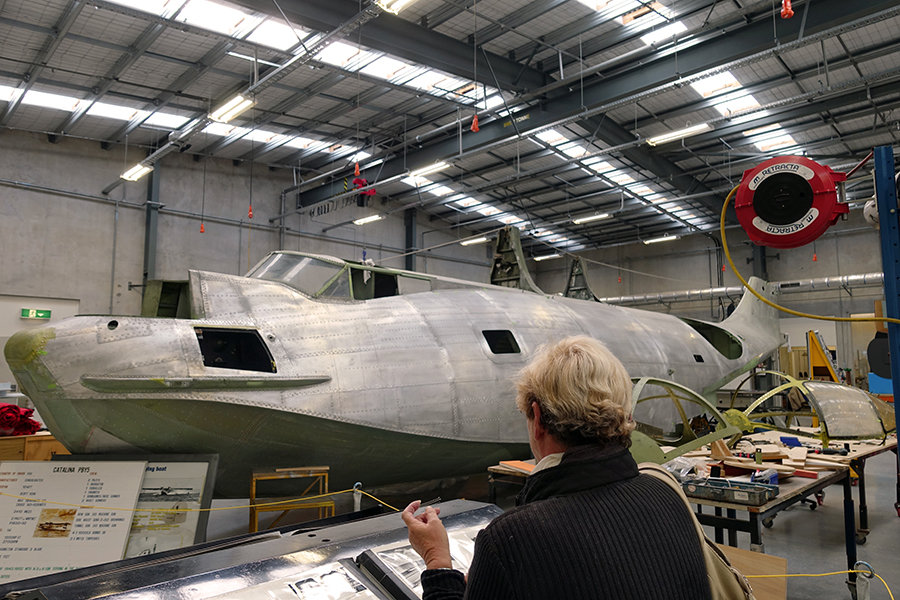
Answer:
xmin=403 ymin=336 xmax=712 ymax=600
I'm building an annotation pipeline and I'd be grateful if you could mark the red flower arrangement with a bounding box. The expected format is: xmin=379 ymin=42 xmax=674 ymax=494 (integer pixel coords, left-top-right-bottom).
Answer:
xmin=0 ymin=403 xmax=42 ymax=436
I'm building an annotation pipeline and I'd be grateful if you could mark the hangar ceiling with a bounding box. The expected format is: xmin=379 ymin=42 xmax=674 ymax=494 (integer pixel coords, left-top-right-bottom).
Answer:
xmin=1 ymin=0 xmax=898 ymax=256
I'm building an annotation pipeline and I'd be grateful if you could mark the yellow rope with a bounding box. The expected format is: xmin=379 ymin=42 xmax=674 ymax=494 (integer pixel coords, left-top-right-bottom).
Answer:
xmin=746 ymin=570 xmax=893 ymax=600
xmin=0 ymin=487 xmax=400 ymax=513
xmin=720 ymin=185 xmax=900 ymax=325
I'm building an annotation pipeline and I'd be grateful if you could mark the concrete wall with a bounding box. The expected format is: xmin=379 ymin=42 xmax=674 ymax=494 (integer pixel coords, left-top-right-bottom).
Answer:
xmin=0 ymin=130 xmax=491 ymax=330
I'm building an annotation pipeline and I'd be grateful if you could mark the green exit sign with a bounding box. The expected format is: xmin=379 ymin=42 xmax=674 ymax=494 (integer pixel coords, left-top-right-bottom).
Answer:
xmin=21 ymin=309 xmax=51 ymax=319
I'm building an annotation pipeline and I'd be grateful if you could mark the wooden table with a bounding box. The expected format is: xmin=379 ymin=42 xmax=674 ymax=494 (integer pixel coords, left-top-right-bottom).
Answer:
xmin=690 ymin=467 xmax=858 ymax=595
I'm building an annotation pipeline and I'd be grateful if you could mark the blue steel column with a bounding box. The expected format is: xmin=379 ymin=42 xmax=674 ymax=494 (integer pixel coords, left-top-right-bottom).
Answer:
xmin=872 ymin=145 xmax=900 ymax=522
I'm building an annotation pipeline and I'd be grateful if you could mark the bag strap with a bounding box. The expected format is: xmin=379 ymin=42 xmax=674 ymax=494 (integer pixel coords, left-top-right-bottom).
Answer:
xmin=639 ymin=463 xmax=756 ymax=600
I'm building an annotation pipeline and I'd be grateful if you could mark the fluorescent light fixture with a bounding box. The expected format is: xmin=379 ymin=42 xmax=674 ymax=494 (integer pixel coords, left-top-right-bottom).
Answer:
xmin=643 ymin=234 xmax=677 ymax=244
xmin=690 ymin=72 xmax=741 ymax=98
xmin=461 ymin=236 xmax=489 ymax=246
xmin=121 ymin=163 xmax=153 ymax=181
xmin=410 ymin=162 xmax=449 ymax=178
xmin=375 ymin=0 xmax=418 ymax=13
xmin=646 ymin=123 xmax=711 ymax=146
xmin=353 ymin=214 xmax=384 ymax=225
xmin=210 ymin=94 xmax=255 ymax=123
xmin=640 ymin=21 xmax=687 ymax=46
xmin=534 ymin=253 xmax=562 ymax=261
xmin=533 ymin=229 xmax=554 ymax=237
xmin=573 ymin=213 xmax=610 ymax=224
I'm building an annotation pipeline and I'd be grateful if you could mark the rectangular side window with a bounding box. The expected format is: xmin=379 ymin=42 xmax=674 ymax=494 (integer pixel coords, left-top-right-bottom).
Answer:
xmin=482 ymin=330 xmax=521 ymax=354
xmin=195 ymin=328 xmax=276 ymax=373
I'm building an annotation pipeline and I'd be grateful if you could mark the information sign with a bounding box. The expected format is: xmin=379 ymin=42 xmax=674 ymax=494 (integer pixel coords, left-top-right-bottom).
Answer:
xmin=0 ymin=461 xmax=145 ymax=582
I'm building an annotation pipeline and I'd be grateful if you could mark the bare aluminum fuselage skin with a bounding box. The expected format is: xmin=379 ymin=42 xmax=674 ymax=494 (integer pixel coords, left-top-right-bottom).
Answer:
xmin=5 ymin=254 xmax=782 ymax=496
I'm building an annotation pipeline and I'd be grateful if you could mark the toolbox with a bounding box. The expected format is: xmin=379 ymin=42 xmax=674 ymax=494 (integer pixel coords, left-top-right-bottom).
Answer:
xmin=682 ymin=478 xmax=779 ymax=506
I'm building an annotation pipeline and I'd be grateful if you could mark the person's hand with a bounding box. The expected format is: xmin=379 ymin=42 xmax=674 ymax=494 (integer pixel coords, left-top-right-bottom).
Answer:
xmin=400 ymin=500 xmax=452 ymax=570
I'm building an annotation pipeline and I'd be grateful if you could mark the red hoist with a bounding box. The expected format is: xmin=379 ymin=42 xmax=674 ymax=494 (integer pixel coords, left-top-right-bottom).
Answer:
xmin=734 ymin=156 xmax=848 ymax=249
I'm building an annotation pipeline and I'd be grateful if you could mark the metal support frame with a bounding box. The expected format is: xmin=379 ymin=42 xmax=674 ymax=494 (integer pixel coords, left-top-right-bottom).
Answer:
xmin=404 ymin=207 xmax=416 ymax=272
xmin=872 ymin=144 xmax=900 ymax=520
xmin=142 ymin=165 xmax=161 ymax=293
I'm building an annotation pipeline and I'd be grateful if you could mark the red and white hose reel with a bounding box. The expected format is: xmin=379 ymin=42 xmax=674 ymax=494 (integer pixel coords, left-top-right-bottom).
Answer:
xmin=734 ymin=156 xmax=848 ymax=249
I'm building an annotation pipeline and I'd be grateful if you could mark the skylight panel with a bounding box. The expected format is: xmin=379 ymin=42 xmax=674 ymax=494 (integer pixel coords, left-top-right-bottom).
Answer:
xmin=455 ymin=197 xmax=482 ymax=208
xmin=498 ymin=215 xmax=523 ymax=225
xmin=203 ymin=122 xmax=239 ymax=136
xmin=361 ymin=56 xmax=415 ymax=81
xmin=484 ymin=95 xmax=506 ymax=110
xmin=428 ymin=185 xmax=455 ymax=196
xmin=0 ymin=85 xmax=20 ymax=102
xmin=283 ymin=136 xmax=317 ymax=149
xmin=548 ymin=236 xmax=569 ymax=243
xmin=477 ymin=206 xmax=501 ymax=216
xmin=587 ymin=160 xmax=614 ymax=173
xmin=536 ymin=129 xmax=567 ymax=145
xmin=245 ymin=19 xmax=307 ymax=51
xmin=532 ymin=229 xmax=554 ymax=237
xmin=103 ymin=0 xmax=187 ymax=17
xmin=755 ymin=133 xmax=796 ymax=152
xmin=244 ymin=129 xmax=284 ymax=144
xmin=87 ymin=102 xmax=143 ymax=121
xmin=628 ymin=185 xmax=654 ymax=196
xmin=22 ymin=90 xmax=81 ymax=112
xmin=690 ymin=72 xmax=741 ymax=98
xmin=559 ymin=142 xmax=587 ymax=157
xmin=316 ymin=42 xmax=369 ymax=68
xmin=348 ymin=151 xmax=371 ymax=162
xmin=645 ymin=193 xmax=665 ymax=203
xmin=175 ymin=0 xmax=261 ymax=36
xmin=640 ymin=21 xmax=687 ymax=45
xmin=400 ymin=175 xmax=432 ymax=187
xmin=439 ymin=78 xmax=473 ymax=98
xmin=144 ymin=112 xmax=189 ymax=129
xmin=742 ymin=123 xmax=781 ymax=137
xmin=714 ymin=94 xmax=760 ymax=116
xmin=407 ymin=71 xmax=449 ymax=91
xmin=606 ymin=171 xmax=635 ymax=184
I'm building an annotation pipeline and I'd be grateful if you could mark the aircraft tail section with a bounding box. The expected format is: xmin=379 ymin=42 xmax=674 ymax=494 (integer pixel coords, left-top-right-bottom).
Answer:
xmin=725 ymin=276 xmax=780 ymax=335
xmin=692 ymin=277 xmax=785 ymax=397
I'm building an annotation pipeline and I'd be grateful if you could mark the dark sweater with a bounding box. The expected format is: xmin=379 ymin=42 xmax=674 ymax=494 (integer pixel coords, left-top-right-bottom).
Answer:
xmin=421 ymin=444 xmax=712 ymax=600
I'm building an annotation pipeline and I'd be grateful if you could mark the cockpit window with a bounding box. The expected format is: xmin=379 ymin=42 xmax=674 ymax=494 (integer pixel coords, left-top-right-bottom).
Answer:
xmin=195 ymin=328 xmax=276 ymax=372
xmin=248 ymin=254 xmax=344 ymax=297
xmin=319 ymin=272 xmax=352 ymax=298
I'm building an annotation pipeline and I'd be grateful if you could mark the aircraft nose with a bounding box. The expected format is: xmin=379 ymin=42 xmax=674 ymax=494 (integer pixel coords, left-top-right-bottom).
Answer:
xmin=4 ymin=326 xmax=58 ymax=393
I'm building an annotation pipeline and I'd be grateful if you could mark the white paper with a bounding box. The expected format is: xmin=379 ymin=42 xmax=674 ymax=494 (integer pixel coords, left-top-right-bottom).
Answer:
xmin=124 ymin=462 xmax=207 ymax=558
xmin=0 ymin=461 xmax=145 ymax=582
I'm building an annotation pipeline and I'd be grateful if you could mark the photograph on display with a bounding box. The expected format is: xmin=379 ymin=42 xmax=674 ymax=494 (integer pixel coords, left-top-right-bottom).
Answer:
xmin=54 ymin=454 xmax=217 ymax=556
xmin=33 ymin=509 xmax=77 ymax=538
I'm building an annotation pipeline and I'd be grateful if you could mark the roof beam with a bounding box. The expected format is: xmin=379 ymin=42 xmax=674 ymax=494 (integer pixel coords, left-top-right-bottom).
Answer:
xmin=229 ymin=0 xmax=548 ymax=92
xmin=0 ymin=1 xmax=85 ymax=127
xmin=295 ymin=0 xmax=896 ymax=216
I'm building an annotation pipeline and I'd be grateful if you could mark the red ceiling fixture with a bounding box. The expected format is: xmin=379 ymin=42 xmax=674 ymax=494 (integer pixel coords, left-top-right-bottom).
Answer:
xmin=735 ymin=156 xmax=847 ymax=249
